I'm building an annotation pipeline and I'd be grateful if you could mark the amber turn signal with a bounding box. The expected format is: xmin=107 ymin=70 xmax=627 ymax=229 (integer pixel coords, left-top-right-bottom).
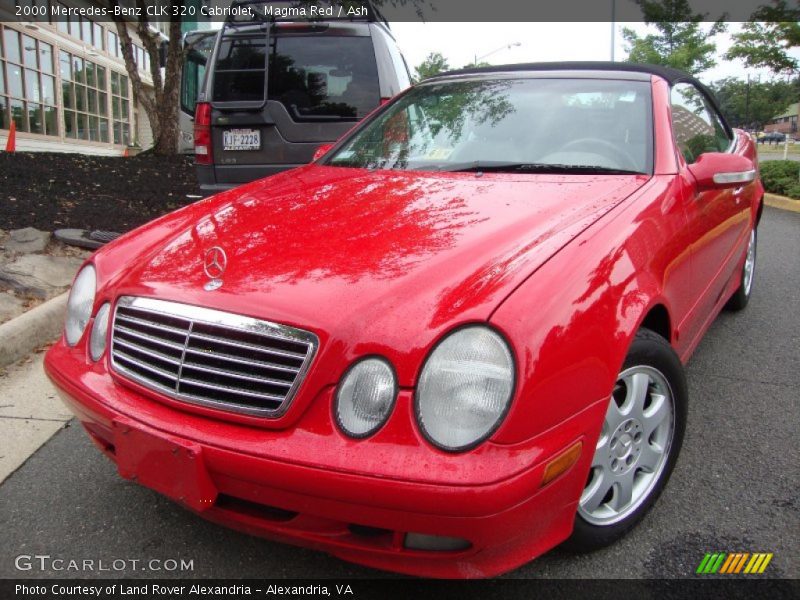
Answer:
xmin=541 ymin=441 xmax=583 ymax=487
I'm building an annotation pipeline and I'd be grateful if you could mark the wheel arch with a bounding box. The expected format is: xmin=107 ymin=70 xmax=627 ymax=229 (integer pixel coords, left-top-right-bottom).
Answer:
xmin=756 ymin=194 xmax=764 ymax=226
xmin=638 ymin=303 xmax=672 ymax=345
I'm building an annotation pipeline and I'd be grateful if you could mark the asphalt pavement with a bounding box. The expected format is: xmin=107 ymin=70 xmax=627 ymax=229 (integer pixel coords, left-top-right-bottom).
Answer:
xmin=0 ymin=207 xmax=797 ymax=581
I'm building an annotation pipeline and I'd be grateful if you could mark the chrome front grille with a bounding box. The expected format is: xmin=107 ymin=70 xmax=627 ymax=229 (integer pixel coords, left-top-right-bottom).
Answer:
xmin=110 ymin=296 xmax=318 ymax=417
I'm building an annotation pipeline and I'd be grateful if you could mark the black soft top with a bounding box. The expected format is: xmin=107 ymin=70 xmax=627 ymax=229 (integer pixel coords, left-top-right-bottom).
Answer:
xmin=436 ymin=61 xmax=703 ymax=86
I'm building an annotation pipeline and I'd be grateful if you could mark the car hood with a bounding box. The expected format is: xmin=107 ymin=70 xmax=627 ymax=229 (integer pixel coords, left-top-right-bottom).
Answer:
xmin=99 ymin=165 xmax=648 ymax=385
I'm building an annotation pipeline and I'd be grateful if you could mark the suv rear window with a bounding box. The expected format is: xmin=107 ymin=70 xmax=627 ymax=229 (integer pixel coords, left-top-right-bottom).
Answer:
xmin=269 ymin=36 xmax=380 ymax=121
xmin=212 ymin=35 xmax=267 ymax=103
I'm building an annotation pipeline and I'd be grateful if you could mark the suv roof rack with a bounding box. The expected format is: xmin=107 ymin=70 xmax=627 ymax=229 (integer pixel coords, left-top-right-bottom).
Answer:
xmin=225 ymin=0 xmax=389 ymax=27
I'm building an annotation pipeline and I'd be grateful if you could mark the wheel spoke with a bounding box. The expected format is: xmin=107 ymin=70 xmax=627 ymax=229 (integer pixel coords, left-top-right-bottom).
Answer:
xmin=604 ymin=395 xmax=626 ymax=431
xmin=638 ymin=442 xmax=664 ymax=472
xmin=591 ymin=443 xmax=606 ymax=468
xmin=625 ymin=372 xmax=650 ymax=416
xmin=743 ymin=230 xmax=756 ymax=295
xmin=642 ymin=392 xmax=669 ymax=437
xmin=610 ymin=471 xmax=635 ymax=512
xmin=581 ymin=470 xmax=611 ymax=514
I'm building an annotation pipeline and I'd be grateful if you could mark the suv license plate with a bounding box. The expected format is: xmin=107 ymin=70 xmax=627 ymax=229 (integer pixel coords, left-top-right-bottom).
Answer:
xmin=223 ymin=129 xmax=260 ymax=151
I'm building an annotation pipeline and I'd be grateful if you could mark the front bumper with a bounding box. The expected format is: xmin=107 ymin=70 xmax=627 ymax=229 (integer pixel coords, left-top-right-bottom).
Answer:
xmin=44 ymin=340 xmax=606 ymax=578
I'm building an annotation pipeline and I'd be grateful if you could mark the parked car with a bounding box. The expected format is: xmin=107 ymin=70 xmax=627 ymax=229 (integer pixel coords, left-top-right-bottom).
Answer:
xmin=760 ymin=131 xmax=786 ymax=143
xmin=193 ymin=1 xmax=412 ymax=194
xmin=45 ymin=62 xmax=763 ymax=578
xmin=178 ymin=30 xmax=218 ymax=155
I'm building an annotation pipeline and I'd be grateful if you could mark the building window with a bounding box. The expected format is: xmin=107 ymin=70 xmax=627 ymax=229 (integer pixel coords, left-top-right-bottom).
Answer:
xmin=60 ymin=50 xmax=110 ymax=142
xmin=132 ymin=44 xmax=150 ymax=74
xmin=110 ymin=70 xmax=130 ymax=145
xmin=93 ymin=23 xmax=105 ymax=52
xmin=1 ymin=26 xmax=58 ymax=136
xmin=55 ymin=4 xmax=104 ymax=52
xmin=108 ymin=30 xmax=121 ymax=58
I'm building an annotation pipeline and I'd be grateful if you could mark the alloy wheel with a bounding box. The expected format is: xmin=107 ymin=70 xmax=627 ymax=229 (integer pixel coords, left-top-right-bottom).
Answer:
xmin=578 ymin=365 xmax=675 ymax=526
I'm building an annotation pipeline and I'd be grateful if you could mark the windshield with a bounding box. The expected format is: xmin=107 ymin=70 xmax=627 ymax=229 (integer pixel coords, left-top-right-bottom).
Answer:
xmin=326 ymin=77 xmax=653 ymax=174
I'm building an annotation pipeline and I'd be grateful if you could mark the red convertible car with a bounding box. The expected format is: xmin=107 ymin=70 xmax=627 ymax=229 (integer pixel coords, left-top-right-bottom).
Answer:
xmin=45 ymin=63 xmax=762 ymax=578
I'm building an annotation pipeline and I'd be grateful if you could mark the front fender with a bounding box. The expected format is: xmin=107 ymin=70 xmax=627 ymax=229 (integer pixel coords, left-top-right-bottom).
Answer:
xmin=489 ymin=176 xmax=687 ymax=445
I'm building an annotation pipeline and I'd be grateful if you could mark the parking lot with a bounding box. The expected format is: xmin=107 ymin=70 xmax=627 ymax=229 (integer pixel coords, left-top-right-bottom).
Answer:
xmin=0 ymin=206 xmax=797 ymax=581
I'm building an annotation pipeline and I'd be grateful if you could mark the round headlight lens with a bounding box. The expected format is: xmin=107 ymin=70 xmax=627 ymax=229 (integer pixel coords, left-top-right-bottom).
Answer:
xmin=65 ymin=265 xmax=96 ymax=347
xmin=89 ymin=302 xmax=111 ymax=361
xmin=416 ymin=326 xmax=515 ymax=452
xmin=336 ymin=358 xmax=397 ymax=438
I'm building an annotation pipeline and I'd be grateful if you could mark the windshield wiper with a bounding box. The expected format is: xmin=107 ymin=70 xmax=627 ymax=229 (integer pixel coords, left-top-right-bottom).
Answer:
xmin=438 ymin=161 xmax=644 ymax=175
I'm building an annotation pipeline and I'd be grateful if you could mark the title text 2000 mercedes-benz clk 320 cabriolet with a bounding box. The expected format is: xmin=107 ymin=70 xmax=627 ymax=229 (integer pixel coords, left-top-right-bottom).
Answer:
xmin=45 ymin=63 xmax=763 ymax=577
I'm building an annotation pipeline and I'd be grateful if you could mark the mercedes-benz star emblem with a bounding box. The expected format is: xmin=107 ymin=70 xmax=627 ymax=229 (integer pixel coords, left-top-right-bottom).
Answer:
xmin=203 ymin=246 xmax=227 ymax=291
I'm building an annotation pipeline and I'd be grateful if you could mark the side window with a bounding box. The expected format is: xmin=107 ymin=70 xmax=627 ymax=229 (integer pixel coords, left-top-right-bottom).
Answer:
xmin=180 ymin=33 xmax=215 ymax=115
xmin=670 ymin=82 xmax=729 ymax=164
xmin=704 ymin=98 xmax=733 ymax=152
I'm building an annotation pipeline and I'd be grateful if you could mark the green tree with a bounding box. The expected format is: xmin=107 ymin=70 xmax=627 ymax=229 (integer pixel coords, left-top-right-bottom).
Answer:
xmin=413 ymin=52 xmax=451 ymax=82
xmin=621 ymin=0 xmax=726 ymax=75
xmin=725 ymin=1 xmax=800 ymax=75
xmin=709 ymin=77 xmax=800 ymax=129
xmin=463 ymin=61 xmax=492 ymax=69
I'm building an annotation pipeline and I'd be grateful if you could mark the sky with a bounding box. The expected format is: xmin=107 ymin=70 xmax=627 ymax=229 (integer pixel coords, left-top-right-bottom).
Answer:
xmin=390 ymin=22 xmax=800 ymax=83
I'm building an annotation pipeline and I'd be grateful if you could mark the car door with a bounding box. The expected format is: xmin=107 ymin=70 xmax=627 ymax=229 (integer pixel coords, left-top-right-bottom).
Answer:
xmin=672 ymin=82 xmax=752 ymax=340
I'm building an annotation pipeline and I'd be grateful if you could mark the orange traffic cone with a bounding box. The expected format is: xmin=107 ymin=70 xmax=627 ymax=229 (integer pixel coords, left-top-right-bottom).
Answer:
xmin=5 ymin=121 xmax=16 ymax=153
xmin=122 ymin=146 xmax=129 ymax=157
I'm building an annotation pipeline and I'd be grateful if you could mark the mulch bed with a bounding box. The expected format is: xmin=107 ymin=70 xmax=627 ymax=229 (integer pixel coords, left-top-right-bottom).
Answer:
xmin=0 ymin=152 xmax=200 ymax=233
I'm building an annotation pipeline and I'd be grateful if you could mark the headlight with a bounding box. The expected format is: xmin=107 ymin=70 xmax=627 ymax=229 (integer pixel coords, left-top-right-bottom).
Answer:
xmin=416 ymin=326 xmax=515 ymax=452
xmin=89 ymin=302 xmax=111 ymax=361
xmin=335 ymin=358 xmax=397 ymax=438
xmin=65 ymin=265 xmax=96 ymax=346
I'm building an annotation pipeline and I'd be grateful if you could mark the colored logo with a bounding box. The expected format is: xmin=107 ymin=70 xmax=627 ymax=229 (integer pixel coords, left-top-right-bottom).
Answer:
xmin=696 ymin=552 xmax=773 ymax=575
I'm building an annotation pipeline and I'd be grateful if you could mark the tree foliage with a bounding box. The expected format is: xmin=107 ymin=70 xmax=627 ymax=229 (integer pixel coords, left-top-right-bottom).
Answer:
xmin=413 ymin=52 xmax=451 ymax=82
xmin=725 ymin=1 xmax=800 ymax=75
xmin=759 ymin=160 xmax=800 ymax=199
xmin=621 ymin=0 xmax=725 ymax=75
xmin=463 ymin=61 xmax=492 ymax=69
xmin=709 ymin=77 xmax=800 ymax=129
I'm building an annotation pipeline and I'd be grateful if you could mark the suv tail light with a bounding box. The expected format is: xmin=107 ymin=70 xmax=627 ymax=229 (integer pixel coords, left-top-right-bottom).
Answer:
xmin=194 ymin=102 xmax=212 ymax=165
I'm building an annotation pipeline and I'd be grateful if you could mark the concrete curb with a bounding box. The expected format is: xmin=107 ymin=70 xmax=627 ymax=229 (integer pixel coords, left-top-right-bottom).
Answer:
xmin=765 ymin=193 xmax=800 ymax=214
xmin=0 ymin=292 xmax=67 ymax=368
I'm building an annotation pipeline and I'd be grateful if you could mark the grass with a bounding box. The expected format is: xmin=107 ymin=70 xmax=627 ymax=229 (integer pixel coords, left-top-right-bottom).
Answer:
xmin=756 ymin=142 xmax=800 ymax=156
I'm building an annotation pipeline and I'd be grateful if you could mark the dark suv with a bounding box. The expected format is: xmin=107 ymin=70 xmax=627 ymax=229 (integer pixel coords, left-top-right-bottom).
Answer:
xmin=760 ymin=131 xmax=786 ymax=143
xmin=194 ymin=1 xmax=411 ymax=194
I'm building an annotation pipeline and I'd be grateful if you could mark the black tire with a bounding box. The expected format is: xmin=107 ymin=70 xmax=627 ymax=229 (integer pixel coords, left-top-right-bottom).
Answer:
xmin=563 ymin=328 xmax=687 ymax=553
xmin=726 ymin=227 xmax=757 ymax=312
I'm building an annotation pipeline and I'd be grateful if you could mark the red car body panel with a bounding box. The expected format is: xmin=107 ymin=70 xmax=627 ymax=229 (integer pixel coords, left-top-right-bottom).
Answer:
xmin=44 ymin=71 xmax=763 ymax=577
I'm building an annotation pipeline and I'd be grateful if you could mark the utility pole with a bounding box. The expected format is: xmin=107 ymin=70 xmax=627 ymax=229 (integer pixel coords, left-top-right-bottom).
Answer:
xmin=610 ymin=0 xmax=616 ymax=61
xmin=474 ymin=42 xmax=522 ymax=66
xmin=745 ymin=74 xmax=751 ymax=129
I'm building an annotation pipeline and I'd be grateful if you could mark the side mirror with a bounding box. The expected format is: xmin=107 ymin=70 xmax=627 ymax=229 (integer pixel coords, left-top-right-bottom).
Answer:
xmin=312 ymin=143 xmax=334 ymax=162
xmin=688 ymin=152 xmax=756 ymax=191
